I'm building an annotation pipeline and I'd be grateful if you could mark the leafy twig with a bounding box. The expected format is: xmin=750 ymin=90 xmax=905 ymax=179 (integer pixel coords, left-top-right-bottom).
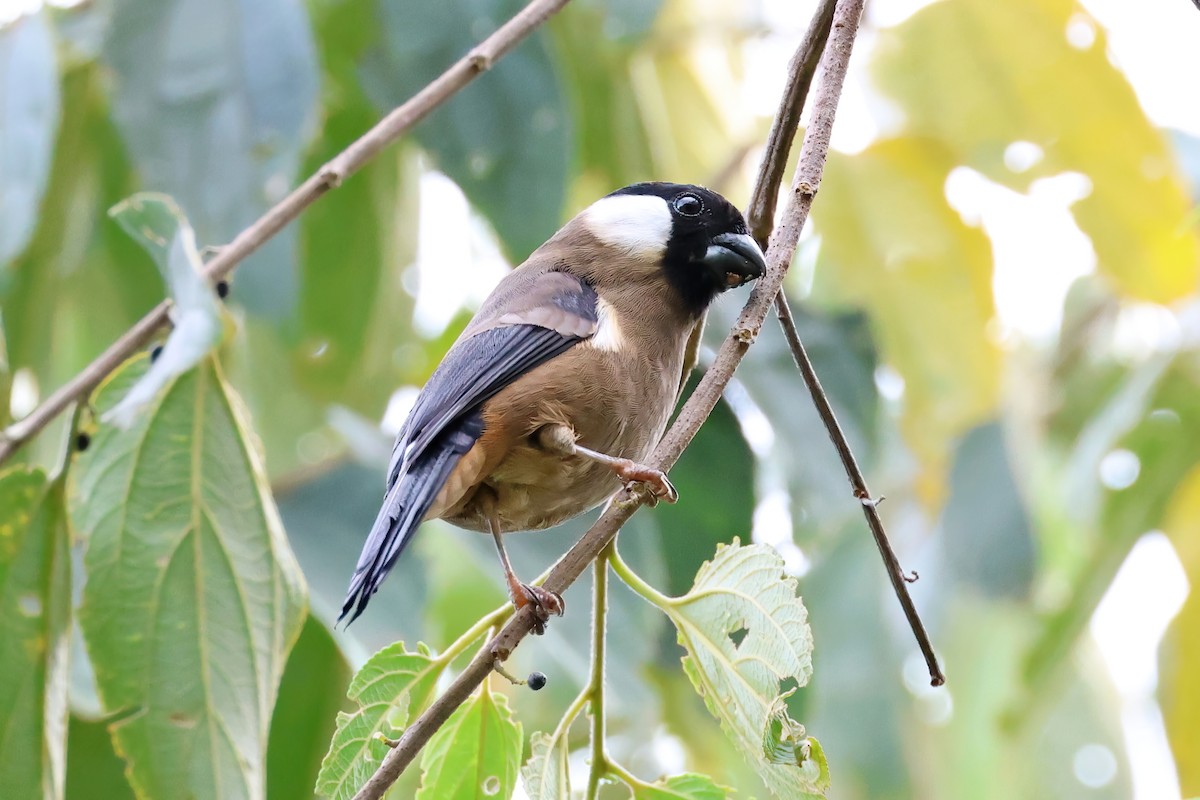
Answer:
xmin=0 ymin=0 xmax=572 ymax=467
xmin=743 ymin=0 xmax=945 ymax=686
xmin=349 ymin=0 xmax=869 ymax=795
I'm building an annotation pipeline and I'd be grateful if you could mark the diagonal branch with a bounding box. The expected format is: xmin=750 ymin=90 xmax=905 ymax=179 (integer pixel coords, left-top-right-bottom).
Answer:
xmin=742 ymin=0 xmax=945 ymax=687
xmin=0 ymin=0 xmax=572 ymax=467
xmin=350 ymin=0 xmax=867 ymax=796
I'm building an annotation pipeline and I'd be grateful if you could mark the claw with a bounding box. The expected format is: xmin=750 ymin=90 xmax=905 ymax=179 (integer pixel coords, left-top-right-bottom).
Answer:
xmin=614 ymin=459 xmax=678 ymax=504
xmin=511 ymin=583 xmax=564 ymax=635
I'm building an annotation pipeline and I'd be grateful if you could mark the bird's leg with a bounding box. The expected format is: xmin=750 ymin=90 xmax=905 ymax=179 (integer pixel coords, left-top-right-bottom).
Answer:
xmin=478 ymin=486 xmax=564 ymax=633
xmin=536 ymin=424 xmax=679 ymax=505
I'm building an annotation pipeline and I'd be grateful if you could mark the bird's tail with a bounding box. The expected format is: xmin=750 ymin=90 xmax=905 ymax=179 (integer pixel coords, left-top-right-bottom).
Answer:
xmin=338 ymin=413 xmax=483 ymax=626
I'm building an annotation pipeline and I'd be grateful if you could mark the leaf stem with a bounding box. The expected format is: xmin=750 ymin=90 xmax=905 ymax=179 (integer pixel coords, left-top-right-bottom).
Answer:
xmin=584 ymin=541 xmax=611 ymax=800
xmin=603 ymin=757 xmax=655 ymax=791
xmin=608 ymin=544 xmax=672 ymax=609
xmin=441 ymin=602 xmax=514 ymax=665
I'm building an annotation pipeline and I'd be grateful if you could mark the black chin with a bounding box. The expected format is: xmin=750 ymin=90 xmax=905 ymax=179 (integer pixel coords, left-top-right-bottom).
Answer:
xmin=662 ymin=259 xmax=732 ymax=316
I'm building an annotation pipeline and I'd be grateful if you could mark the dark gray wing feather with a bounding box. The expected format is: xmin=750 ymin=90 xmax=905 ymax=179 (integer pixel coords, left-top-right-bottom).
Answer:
xmin=339 ymin=273 xmax=598 ymax=625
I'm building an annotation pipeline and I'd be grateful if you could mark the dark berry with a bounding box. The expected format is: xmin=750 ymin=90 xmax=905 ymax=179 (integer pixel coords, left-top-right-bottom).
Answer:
xmin=527 ymin=671 xmax=547 ymax=691
xmin=216 ymin=280 xmax=230 ymax=299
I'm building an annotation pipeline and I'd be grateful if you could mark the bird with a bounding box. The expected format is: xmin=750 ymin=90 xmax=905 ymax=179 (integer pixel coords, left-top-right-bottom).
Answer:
xmin=339 ymin=182 xmax=766 ymax=629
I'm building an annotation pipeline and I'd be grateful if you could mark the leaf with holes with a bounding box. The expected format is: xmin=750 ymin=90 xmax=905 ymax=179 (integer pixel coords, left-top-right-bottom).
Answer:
xmin=69 ymin=355 xmax=307 ymax=800
xmin=520 ymin=729 xmax=571 ymax=800
xmin=315 ymin=641 xmax=445 ymax=800
xmin=660 ymin=539 xmax=825 ymax=799
xmin=632 ymin=772 xmax=731 ymax=800
xmin=0 ymin=468 xmax=70 ymax=800
xmin=102 ymin=194 xmax=227 ymax=428
xmin=417 ymin=681 xmax=522 ymax=800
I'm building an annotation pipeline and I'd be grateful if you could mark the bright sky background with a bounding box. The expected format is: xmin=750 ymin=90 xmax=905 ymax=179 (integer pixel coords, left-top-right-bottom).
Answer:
xmin=2 ymin=0 xmax=1197 ymax=797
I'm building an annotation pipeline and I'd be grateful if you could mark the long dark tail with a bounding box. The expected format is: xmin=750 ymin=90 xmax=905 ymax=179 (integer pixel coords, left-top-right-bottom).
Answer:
xmin=338 ymin=413 xmax=483 ymax=626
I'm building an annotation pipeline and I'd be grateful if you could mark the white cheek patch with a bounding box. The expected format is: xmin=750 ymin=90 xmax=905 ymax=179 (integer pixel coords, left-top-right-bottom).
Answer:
xmin=587 ymin=297 xmax=625 ymax=353
xmin=580 ymin=194 xmax=672 ymax=259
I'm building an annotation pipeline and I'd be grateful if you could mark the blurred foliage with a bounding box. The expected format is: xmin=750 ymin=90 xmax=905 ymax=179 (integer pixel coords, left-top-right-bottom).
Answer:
xmin=0 ymin=0 xmax=1198 ymax=798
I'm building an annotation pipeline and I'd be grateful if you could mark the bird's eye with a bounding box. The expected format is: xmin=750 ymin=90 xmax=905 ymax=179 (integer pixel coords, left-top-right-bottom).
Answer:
xmin=673 ymin=194 xmax=703 ymax=217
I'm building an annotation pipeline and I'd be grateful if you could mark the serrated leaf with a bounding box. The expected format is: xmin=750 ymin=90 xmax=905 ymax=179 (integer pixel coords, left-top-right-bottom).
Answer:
xmin=70 ymin=356 xmax=307 ymax=800
xmin=0 ymin=12 xmax=59 ymax=268
xmin=102 ymin=194 xmax=225 ymax=428
xmin=660 ymin=539 xmax=825 ymax=799
xmin=520 ymin=730 xmax=571 ymax=800
xmin=315 ymin=641 xmax=445 ymax=800
xmin=632 ymin=772 xmax=731 ymax=800
xmin=101 ymin=0 xmax=319 ymax=317
xmin=0 ymin=468 xmax=70 ymax=800
xmin=416 ymin=682 xmax=522 ymax=800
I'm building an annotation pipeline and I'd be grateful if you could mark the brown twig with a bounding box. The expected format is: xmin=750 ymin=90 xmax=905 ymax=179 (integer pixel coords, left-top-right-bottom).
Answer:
xmin=349 ymin=1 xmax=867 ymax=796
xmin=741 ymin=0 xmax=945 ymax=687
xmin=0 ymin=0 xmax=572 ymax=467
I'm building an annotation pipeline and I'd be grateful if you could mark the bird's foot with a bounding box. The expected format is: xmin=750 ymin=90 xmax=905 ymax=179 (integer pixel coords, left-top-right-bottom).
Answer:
xmin=512 ymin=583 xmax=565 ymax=635
xmin=613 ymin=459 xmax=679 ymax=505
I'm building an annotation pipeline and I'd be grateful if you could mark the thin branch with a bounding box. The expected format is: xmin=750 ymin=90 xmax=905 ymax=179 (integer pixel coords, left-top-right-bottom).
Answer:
xmin=775 ymin=297 xmax=944 ymax=685
xmin=0 ymin=0 xmax=572 ymax=467
xmin=350 ymin=1 xmax=868 ymax=795
xmin=740 ymin=0 xmax=945 ymax=686
xmin=584 ymin=543 xmax=610 ymax=800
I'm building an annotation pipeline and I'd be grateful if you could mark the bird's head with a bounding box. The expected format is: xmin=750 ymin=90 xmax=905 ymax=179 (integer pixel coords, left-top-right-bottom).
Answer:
xmin=573 ymin=182 xmax=766 ymax=315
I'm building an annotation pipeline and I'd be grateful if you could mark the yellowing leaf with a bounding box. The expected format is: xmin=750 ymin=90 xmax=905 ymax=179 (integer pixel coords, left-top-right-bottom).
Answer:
xmin=1160 ymin=464 xmax=1200 ymax=796
xmin=873 ymin=0 xmax=1199 ymax=302
xmin=70 ymin=356 xmax=307 ymax=800
xmin=660 ymin=540 xmax=825 ymax=799
xmin=417 ymin=682 xmax=522 ymax=800
xmin=813 ymin=138 xmax=1000 ymax=505
xmin=316 ymin=641 xmax=445 ymax=800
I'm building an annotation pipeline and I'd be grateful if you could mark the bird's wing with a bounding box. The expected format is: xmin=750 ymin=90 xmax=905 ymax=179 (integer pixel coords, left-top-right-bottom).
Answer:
xmin=339 ymin=269 xmax=599 ymax=624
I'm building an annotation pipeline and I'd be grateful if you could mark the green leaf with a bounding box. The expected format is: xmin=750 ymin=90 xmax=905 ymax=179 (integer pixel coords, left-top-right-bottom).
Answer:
xmin=1022 ymin=356 xmax=1200 ymax=699
xmin=64 ymin=715 xmax=136 ymax=800
xmin=0 ymin=468 xmax=70 ymax=800
xmin=520 ymin=730 xmax=571 ymax=800
xmin=706 ymin=298 xmax=880 ymax=543
xmin=813 ymin=138 xmax=1000 ymax=506
xmin=416 ymin=682 xmax=522 ymax=800
xmin=267 ymin=616 xmax=353 ymax=800
xmin=651 ymin=392 xmax=754 ymax=596
xmin=941 ymin=422 xmax=1036 ymax=599
xmin=295 ymin=0 xmax=418 ymax=412
xmin=364 ymin=0 xmax=570 ymax=259
xmin=658 ymin=540 xmax=825 ymax=799
xmin=102 ymin=193 xmax=225 ymax=428
xmin=315 ymin=641 xmax=445 ymax=800
xmin=69 ymin=356 xmax=307 ymax=800
xmin=2 ymin=62 xmax=159 ymax=465
xmin=632 ymin=772 xmax=731 ymax=800
xmin=0 ymin=12 xmax=59 ymax=268
xmin=101 ymin=0 xmax=319 ymax=317
xmin=872 ymin=0 xmax=1199 ymax=302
